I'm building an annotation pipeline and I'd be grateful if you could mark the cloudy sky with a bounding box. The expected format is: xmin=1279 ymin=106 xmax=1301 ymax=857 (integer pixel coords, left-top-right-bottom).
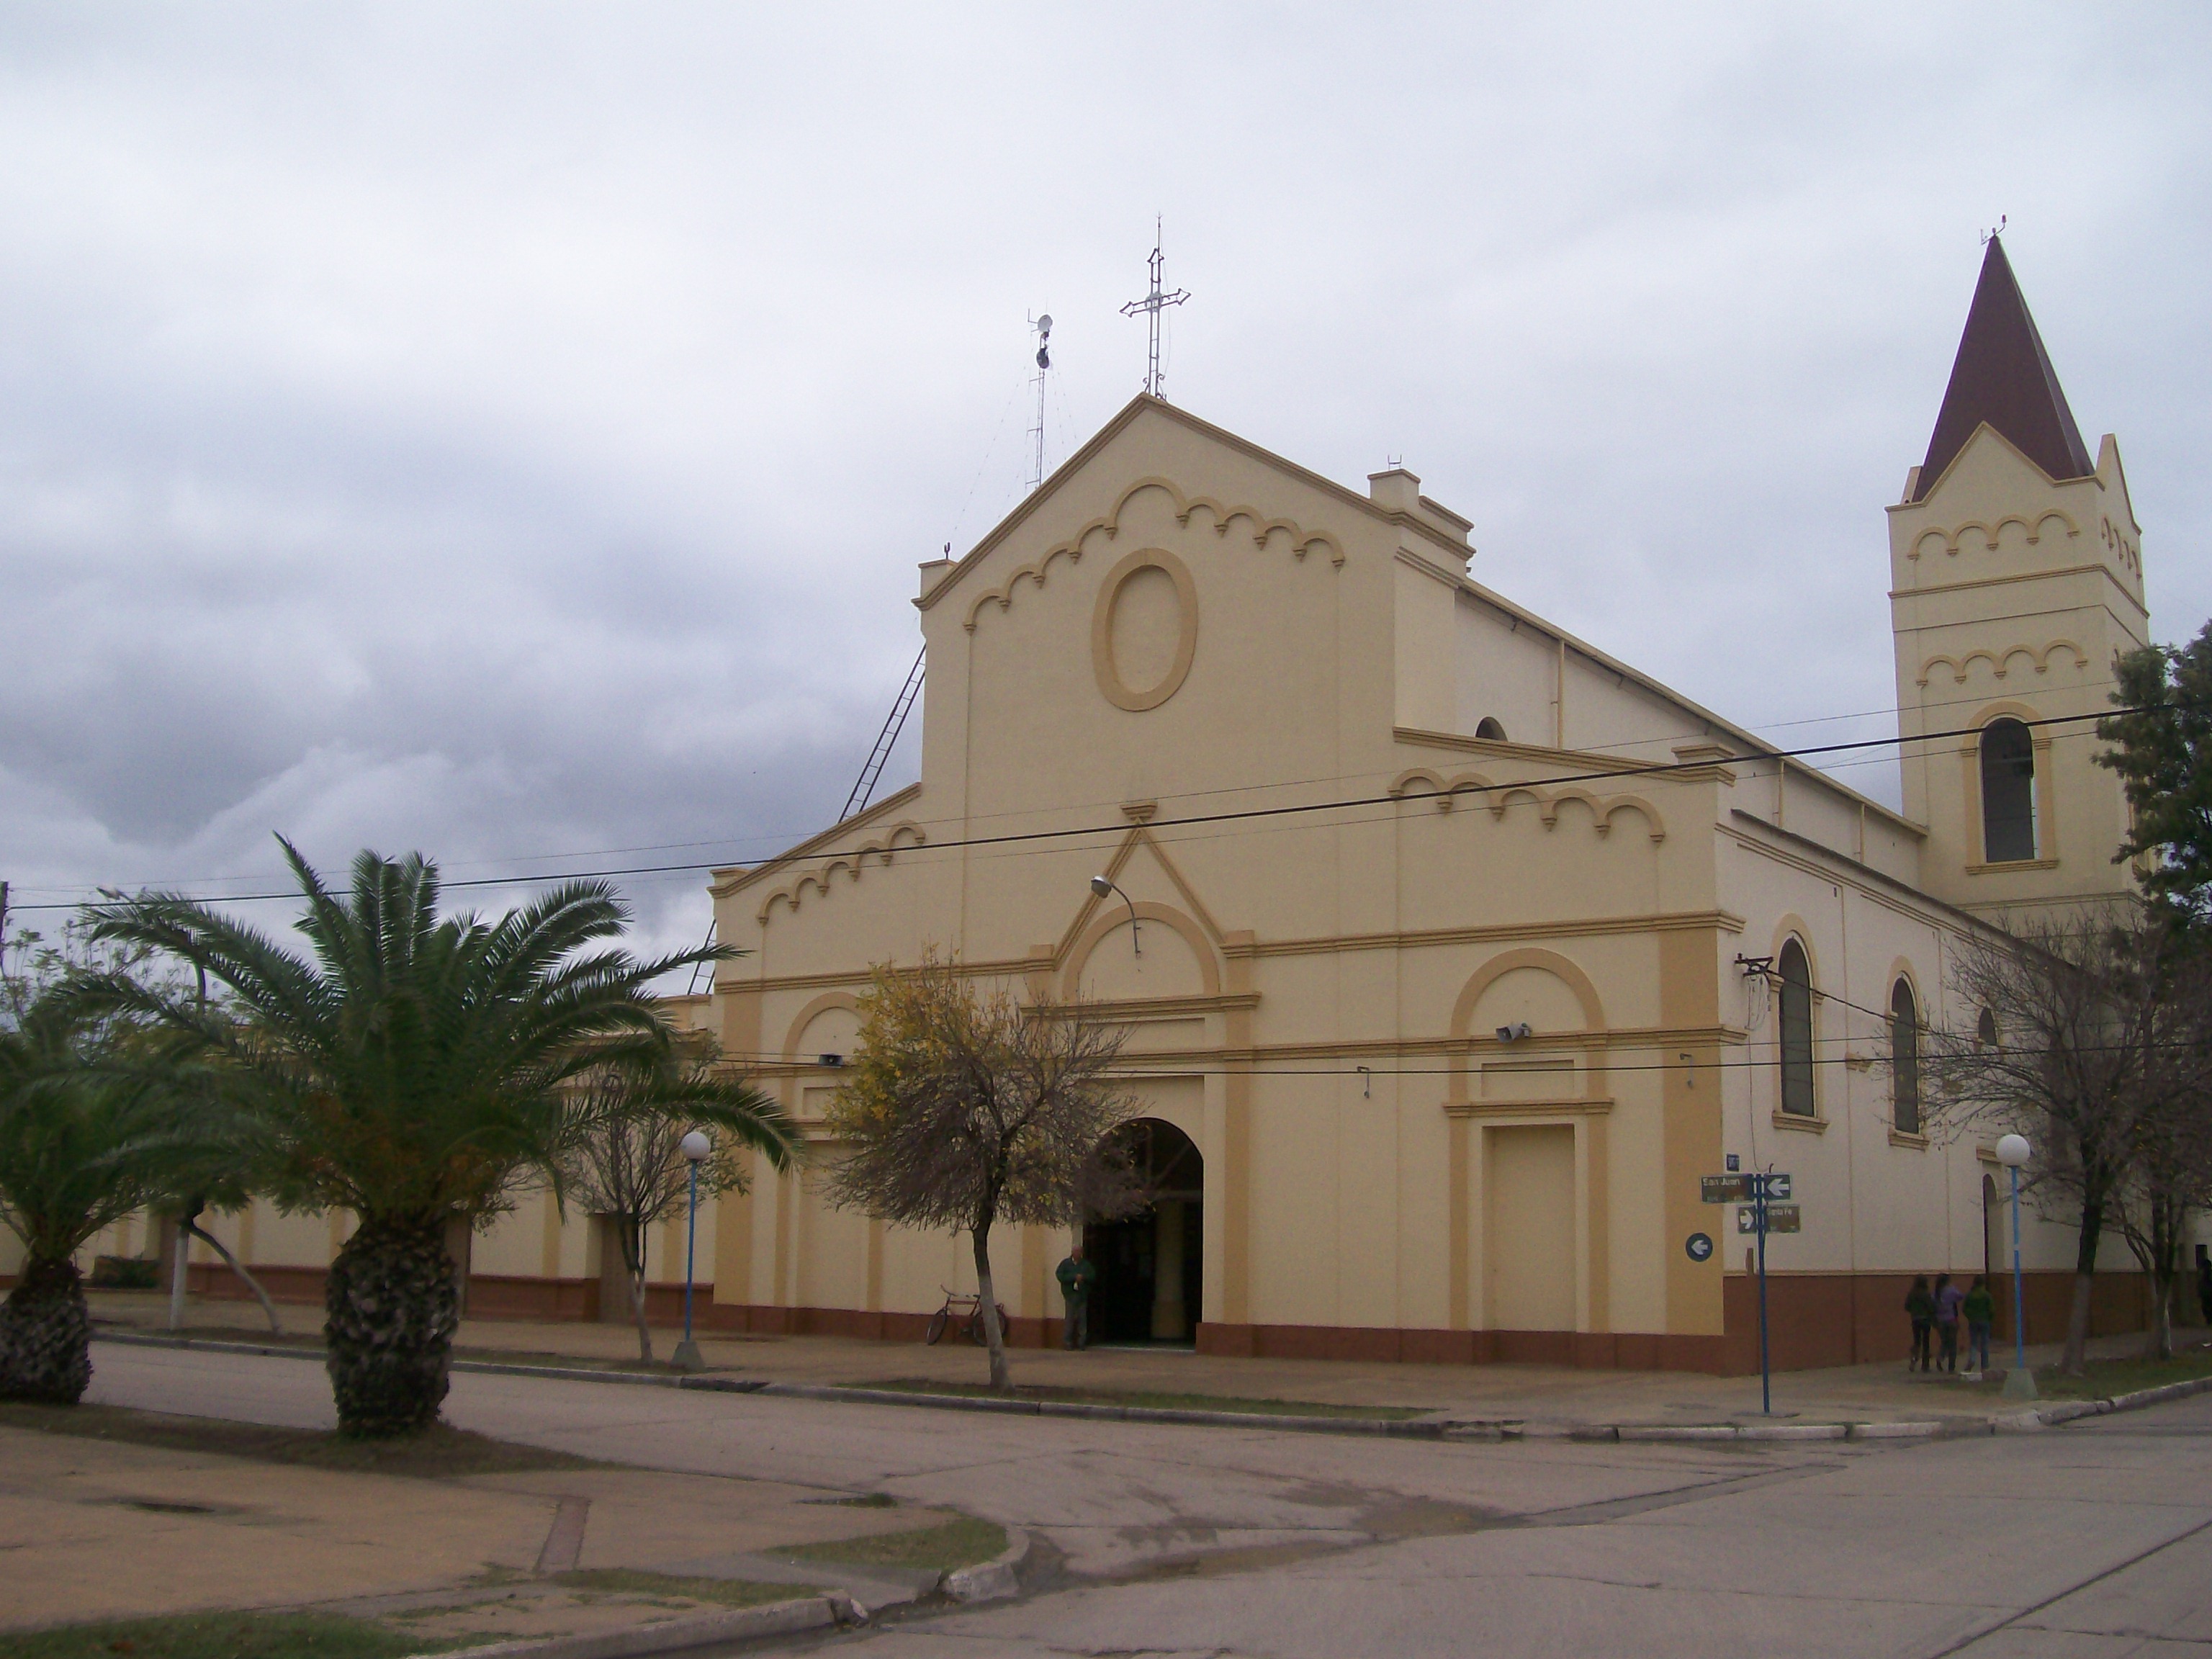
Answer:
xmin=2 ymin=3 xmax=2206 ymax=967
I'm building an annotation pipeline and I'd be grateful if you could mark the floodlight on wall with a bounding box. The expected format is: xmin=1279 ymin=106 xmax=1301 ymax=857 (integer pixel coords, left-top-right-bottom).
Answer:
xmin=818 ymin=1053 xmax=845 ymax=1069
xmin=1495 ymin=1021 xmax=1533 ymax=1043
xmin=1088 ymin=875 xmax=1141 ymax=956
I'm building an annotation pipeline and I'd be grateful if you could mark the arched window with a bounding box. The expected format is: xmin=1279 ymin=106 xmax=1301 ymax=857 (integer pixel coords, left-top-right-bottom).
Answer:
xmin=1980 ymin=718 xmax=2037 ymax=863
xmin=1977 ymin=1007 xmax=1999 ymax=1050
xmin=1475 ymin=716 xmax=1507 ymax=742
xmin=1778 ymin=938 xmax=1815 ymax=1117
xmin=1890 ymin=978 xmax=1921 ymax=1136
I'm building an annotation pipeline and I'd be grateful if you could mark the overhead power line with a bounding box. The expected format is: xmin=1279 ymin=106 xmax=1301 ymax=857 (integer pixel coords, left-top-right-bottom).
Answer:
xmin=6 ymin=704 xmax=2141 ymax=916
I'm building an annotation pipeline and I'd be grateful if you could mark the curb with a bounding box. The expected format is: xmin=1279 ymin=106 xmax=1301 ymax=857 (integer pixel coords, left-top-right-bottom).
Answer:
xmin=98 ymin=1331 xmax=2212 ymax=1446
xmin=940 ymin=1524 xmax=1030 ymax=1604
xmin=752 ymin=1381 xmax=1442 ymax=1438
xmin=398 ymin=1594 xmax=839 ymax=1659
xmin=96 ymin=1331 xmax=713 ymax=1390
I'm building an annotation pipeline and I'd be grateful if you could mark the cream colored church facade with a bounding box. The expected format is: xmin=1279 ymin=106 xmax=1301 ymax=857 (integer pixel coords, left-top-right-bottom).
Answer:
xmin=87 ymin=241 xmax=2170 ymax=1372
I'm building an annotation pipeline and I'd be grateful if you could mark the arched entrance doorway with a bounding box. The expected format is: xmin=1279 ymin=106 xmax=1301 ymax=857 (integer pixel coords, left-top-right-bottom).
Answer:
xmin=1085 ymin=1119 xmax=1203 ymax=1346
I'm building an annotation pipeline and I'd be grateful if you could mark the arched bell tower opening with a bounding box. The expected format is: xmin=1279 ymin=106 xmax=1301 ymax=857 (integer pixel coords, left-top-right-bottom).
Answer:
xmin=1084 ymin=1119 xmax=1203 ymax=1346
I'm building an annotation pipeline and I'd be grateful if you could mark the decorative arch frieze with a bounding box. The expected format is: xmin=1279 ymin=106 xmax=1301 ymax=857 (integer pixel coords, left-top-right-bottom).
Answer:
xmin=755 ymin=821 xmax=928 ymax=924
xmin=1907 ymin=509 xmax=2079 ymax=561
xmin=1387 ymin=768 xmax=1665 ymax=842
xmin=961 ymin=475 xmax=1344 ymax=634
xmin=1915 ymin=639 xmax=2089 ymax=688
xmin=2100 ymin=516 xmax=2141 ymax=574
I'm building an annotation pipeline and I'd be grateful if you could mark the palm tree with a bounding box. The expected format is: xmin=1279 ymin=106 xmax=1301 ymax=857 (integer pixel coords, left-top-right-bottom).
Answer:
xmin=0 ymin=988 xmax=215 ymax=1403
xmin=86 ymin=838 xmax=730 ymax=1438
xmin=557 ymin=1043 xmax=795 ymax=1364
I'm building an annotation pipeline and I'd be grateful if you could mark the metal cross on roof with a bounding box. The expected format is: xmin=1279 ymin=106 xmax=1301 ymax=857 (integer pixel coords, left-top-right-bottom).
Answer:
xmin=1120 ymin=219 xmax=1190 ymax=400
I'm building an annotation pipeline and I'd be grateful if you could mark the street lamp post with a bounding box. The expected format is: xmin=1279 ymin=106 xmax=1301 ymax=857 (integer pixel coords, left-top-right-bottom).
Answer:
xmin=671 ymin=1130 xmax=712 ymax=1373
xmin=1089 ymin=876 xmax=1141 ymax=956
xmin=1995 ymin=1133 xmax=2036 ymax=1401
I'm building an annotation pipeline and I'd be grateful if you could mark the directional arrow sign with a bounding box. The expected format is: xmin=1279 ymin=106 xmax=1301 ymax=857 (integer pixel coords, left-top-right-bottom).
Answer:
xmin=1763 ymin=1173 xmax=1793 ymax=1200
xmin=1738 ymin=1203 xmax=1802 ymax=1234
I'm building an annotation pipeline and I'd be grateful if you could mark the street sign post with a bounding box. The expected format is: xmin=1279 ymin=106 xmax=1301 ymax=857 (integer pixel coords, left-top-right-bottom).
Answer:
xmin=1706 ymin=1169 xmax=1795 ymax=1415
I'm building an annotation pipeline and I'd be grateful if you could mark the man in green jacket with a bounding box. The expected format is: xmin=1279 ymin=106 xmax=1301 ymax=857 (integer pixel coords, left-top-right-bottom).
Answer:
xmin=1963 ymin=1275 xmax=1996 ymax=1375
xmin=1056 ymin=1244 xmax=1096 ymax=1350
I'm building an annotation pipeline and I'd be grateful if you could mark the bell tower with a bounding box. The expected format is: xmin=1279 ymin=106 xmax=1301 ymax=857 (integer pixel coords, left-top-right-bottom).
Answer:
xmin=1888 ymin=237 xmax=2146 ymax=917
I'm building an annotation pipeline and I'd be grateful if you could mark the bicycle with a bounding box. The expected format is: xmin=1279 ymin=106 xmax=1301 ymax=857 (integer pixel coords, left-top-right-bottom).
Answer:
xmin=924 ymin=1287 xmax=1010 ymax=1346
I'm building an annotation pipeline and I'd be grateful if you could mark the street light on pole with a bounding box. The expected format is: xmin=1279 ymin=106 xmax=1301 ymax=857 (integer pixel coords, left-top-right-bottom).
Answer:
xmin=1995 ymin=1133 xmax=2036 ymax=1401
xmin=671 ymin=1130 xmax=712 ymax=1373
xmin=1089 ymin=875 xmax=1141 ymax=956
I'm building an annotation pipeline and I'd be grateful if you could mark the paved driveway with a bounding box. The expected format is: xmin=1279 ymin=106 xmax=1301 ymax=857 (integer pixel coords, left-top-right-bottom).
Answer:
xmin=85 ymin=1341 xmax=2212 ymax=1655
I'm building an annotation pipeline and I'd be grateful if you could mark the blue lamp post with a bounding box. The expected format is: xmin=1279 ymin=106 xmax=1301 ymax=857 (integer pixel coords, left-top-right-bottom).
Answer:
xmin=1996 ymin=1133 xmax=2036 ymax=1401
xmin=670 ymin=1129 xmax=712 ymax=1373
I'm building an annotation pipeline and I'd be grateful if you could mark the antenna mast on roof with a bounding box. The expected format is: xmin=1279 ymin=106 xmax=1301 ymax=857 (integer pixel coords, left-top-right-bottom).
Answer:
xmin=1982 ymin=215 xmax=2008 ymax=245
xmin=1120 ymin=217 xmax=1189 ymax=399
xmin=1027 ymin=313 xmax=1053 ymax=492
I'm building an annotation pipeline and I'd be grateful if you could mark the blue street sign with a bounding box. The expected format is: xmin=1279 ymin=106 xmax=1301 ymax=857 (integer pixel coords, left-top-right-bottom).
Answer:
xmin=1684 ymin=1232 xmax=1714 ymax=1264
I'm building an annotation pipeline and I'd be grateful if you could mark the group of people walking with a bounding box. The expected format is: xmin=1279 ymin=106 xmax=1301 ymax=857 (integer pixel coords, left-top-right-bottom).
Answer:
xmin=1905 ymin=1272 xmax=1995 ymax=1373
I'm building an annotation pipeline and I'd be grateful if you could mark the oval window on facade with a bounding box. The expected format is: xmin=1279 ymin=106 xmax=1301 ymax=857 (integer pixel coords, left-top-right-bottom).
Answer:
xmin=1778 ymin=938 xmax=1815 ymax=1118
xmin=1891 ymin=978 xmax=1920 ymax=1136
xmin=1980 ymin=718 xmax=2037 ymax=863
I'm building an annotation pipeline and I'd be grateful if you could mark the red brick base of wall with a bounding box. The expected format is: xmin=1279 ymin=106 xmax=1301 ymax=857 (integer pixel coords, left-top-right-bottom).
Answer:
xmin=163 ymin=1263 xmax=2175 ymax=1375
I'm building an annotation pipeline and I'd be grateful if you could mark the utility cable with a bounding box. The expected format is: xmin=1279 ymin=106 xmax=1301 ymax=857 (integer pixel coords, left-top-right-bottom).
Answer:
xmin=10 ymin=703 xmax=2141 ymax=914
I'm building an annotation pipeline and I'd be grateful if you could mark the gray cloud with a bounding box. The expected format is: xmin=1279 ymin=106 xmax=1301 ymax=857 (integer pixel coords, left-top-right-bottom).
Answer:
xmin=2 ymin=1 xmax=2207 ymax=963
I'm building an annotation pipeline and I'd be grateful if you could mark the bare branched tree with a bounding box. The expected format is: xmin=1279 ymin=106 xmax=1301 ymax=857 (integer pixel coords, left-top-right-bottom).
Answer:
xmin=1925 ymin=904 xmax=2210 ymax=1371
xmin=2108 ymin=930 xmax=2212 ymax=1359
xmin=556 ymin=1040 xmax=794 ymax=1363
xmin=823 ymin=949 xmax=1143 ymax=1393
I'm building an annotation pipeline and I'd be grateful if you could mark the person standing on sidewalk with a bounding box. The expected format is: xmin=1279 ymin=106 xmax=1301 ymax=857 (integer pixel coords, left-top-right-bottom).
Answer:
xmin=1056 ymin=1243 xmax=1096 ymax=1351
xmin=1933 ymin=1272 xmax=1965 ymax=1372
xmin=2197 ymin=1246 xmax=2211 ymax=1328
xmin=1905 ymin=1274 xmax=1936 ymax=1372
xmin=1962 ymin=1275 xmax=1995 ymax=1375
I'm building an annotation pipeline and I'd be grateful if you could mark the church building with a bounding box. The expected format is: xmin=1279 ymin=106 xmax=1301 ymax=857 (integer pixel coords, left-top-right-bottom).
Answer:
xmin=117 ymin=239 xmax=2166 ymax=1372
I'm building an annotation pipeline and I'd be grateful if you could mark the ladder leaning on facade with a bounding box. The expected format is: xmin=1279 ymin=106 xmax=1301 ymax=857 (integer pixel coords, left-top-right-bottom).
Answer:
xmin=842 ymin=644 xmax=926 ymax=822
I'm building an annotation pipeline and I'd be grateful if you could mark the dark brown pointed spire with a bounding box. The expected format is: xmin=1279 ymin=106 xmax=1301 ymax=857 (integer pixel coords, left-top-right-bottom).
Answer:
xmin=1912 ymin=238 xmax=2093 ymax=501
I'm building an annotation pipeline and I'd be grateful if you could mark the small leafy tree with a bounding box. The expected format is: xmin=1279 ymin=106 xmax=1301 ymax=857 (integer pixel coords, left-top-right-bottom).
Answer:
xmin=2101 ymin=624 xmax=2212 ymax=919
xmin=0 ymin=936 xmax=222 ymax=1402
xmin=824 ymin=950 xmax=1139 ymax=1393
xmin=83 ymin=840 xmax=728 ymax=1437
xmin=557 ymin=1040 xmax=795 ymax=1362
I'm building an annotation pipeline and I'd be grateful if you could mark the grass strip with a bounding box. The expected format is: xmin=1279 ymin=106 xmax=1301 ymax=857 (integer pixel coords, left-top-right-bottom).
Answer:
xmin=778 ymin=1516 xmax=1007 ymax=1573
xmin=2026 ymin=1346 xmax=2212 ymax=1401
xmin=548 ymin=1570 xmax=810 ymax=1608
xmin=849 ymin=1377 xmax=1427 ymax=1420
xmin=0 ymin=1401 xmax=593 ymax=1479
xmin=0 ymin=1609 xmax=482 ymax=1658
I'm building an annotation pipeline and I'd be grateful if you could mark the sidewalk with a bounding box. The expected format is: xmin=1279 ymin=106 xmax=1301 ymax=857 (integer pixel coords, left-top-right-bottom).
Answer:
xmin=87 ymin=1288 xmax=2195 ymax=1432
xmin=0 ymin=1412 xmax=997 ymax=1646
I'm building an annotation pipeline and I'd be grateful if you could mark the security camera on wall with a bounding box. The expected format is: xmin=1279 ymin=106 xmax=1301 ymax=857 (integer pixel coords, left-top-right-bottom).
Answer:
xmin=1495 ymin=1021 xmax=1533 ymax=1043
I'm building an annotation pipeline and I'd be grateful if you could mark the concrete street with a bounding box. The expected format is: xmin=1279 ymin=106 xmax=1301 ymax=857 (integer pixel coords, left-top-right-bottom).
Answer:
xmin=86 ymin=1340 xmax=2212 ymax=1656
